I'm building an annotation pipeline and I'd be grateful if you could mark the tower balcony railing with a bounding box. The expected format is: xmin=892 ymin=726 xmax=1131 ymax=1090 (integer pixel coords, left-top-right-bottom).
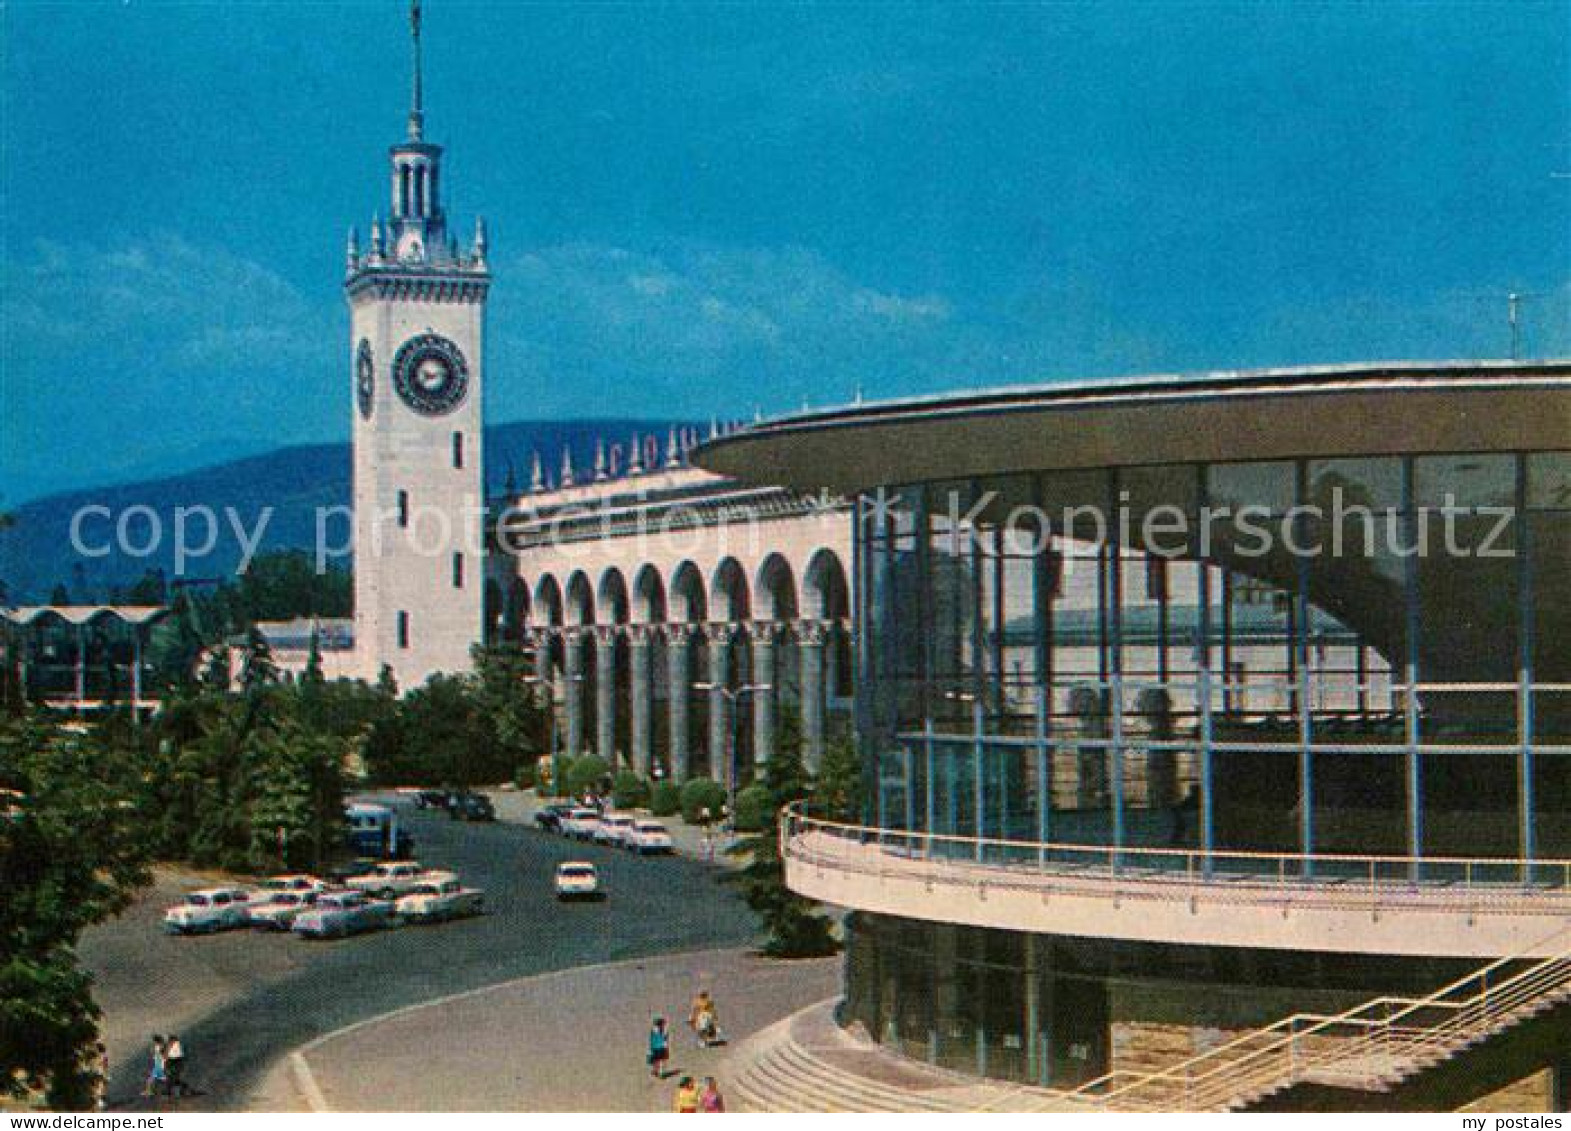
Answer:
xmin=779 ymin=804 xmax=1571 ymax=957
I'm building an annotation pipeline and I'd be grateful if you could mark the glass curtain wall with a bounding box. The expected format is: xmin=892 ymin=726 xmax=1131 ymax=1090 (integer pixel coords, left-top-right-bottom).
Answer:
xmin=857 ymin=451 xmax=1571 ymax=872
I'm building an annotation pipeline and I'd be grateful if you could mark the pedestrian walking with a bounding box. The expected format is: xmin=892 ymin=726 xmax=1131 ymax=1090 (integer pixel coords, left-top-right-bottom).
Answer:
xmin=648 ymin=1016 xmax=671 ymax=1079
xmin=674 ymin=1076 xmax=700 ymax=1113
xmin=163 ymin=1034 xmax=187 ymax=1097
xmin=688 ymin=990 xmax=722 ymax=1048
xmin=699 ymin=1077 xmax=726 ymax=1113
xmin=142 ymin=1035 xmax=165 ymax=1098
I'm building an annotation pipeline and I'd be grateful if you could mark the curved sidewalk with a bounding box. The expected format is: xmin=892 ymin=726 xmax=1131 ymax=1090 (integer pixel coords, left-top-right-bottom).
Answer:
xmin=279 ymin=946 xmax=838 ymax=1112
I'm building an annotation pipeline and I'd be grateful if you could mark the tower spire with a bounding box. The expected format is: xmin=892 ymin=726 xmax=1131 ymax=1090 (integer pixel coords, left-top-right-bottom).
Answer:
xmin=408 ymin=1 xmax=425 ymax=141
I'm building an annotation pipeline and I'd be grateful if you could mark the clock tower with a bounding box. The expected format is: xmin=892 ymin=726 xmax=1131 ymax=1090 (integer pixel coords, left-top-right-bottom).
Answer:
xmin=347 ymin=0 xmax=488 ymax=690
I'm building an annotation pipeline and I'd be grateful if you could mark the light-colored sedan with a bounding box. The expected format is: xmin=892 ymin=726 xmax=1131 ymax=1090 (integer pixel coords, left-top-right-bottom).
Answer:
xmin=292 ymin=890 xmax=396 ymax=938
xmin=553 ymin=861 xmax=603 ymax=901
xmin=593 ymin=812 xmax=637 ymax=847
xmin=344 ymin=861 xmax=429 ymax=900
xmin=625 ymin=819 xmax=674 ymax=855
xmin=396 ymin=872 xmax=485 ymax=923
xmin=559 ymin=808 xmax=602 ymax=841
xmin=164 ymin=887 xmax=255 ymax=935
xmin=247 ymin=889 xmax=322 ymax=931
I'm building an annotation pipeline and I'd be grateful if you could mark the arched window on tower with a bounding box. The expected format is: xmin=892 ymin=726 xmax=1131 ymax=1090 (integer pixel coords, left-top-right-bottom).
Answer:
xmin=415 ymin=166 xmax=426 ymax=217
xmin=400 ymin=165 xmax=411 ymax=217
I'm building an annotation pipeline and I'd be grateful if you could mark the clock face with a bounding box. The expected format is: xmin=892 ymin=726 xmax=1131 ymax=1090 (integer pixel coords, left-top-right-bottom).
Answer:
xmin=355 ymin=339 xmax=374 ymax=420
xmin=393 ymin=333 xmax=469 ymax=416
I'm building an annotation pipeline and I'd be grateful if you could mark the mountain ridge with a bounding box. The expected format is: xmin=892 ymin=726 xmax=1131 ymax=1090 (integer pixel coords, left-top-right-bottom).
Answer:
xmin=1 ymin=418 xmax=698 ymax=602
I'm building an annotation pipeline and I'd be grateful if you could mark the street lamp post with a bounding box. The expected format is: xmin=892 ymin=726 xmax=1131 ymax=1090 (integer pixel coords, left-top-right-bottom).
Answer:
xmin=693 ymin=680 xmax=773 ymax=818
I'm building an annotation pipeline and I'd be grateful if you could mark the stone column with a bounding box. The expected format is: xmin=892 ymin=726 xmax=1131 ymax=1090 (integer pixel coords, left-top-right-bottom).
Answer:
xmin=751 ymin=622 xmax=781 ymax=772
xmin=666 ymin=625 xmax=694 ymax=782
xmin=706 ymin=624 xmax=735 ymax=790
xmin=797 ymin=619 xmax=828 ymax=770
xmin=629 ymin=625 xmax=655 ymax=779
xmin=595 ymin=626 xmax=618 ymax=768
xmin=563 ymin=629 xmax=587 ymax=760
xmin=824 ymin=621 xmax=844 ymax=723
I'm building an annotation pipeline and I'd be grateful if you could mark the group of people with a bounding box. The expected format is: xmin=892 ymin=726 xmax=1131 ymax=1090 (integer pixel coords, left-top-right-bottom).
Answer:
xmin=672 ymin=1075 xmax=725 ymax=1113
xmin=142 ymin=1034 xmax=191 ymax=1099
xmin=647 ymin=989 xmax=728 ymax=1111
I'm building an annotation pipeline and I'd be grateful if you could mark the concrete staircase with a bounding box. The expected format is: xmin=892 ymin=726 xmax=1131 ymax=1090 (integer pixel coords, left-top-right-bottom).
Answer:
xmin=727 ymin=1000 xmax=1071 ymax=1113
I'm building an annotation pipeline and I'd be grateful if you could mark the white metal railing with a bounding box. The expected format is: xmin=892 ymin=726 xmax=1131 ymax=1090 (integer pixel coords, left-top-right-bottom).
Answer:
xmin=1060 ymin=924 xmax=1571 ymax=1111
xmin=781 ymin=806 xmax=1571 ymax=913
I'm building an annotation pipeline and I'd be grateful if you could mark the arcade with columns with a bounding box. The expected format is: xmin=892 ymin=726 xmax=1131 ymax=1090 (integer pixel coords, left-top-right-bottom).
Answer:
xmin=485 ymin=429 xmax=854 ymax=785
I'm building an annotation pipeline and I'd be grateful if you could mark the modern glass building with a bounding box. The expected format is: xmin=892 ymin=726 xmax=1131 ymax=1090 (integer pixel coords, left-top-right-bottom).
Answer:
xmin=697 ymin=361 xmax=1571 ymax=1107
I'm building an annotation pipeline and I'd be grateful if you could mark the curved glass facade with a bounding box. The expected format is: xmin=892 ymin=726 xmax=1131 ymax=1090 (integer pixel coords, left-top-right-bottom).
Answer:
xmin=855 ymin=451 xmax=1571 ymax=864
xmin=842 ymin=448 xmax=1571 ymax=1088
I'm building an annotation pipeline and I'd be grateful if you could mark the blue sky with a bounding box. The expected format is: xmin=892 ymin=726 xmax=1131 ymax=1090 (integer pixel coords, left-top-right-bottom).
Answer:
xmin=3 ymin=1 xmax=1567 ymax=504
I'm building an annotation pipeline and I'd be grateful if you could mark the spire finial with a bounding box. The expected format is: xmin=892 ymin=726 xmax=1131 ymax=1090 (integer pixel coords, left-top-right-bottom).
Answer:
xmin=530 ymin=451 xmax=545 ymax=492
xmin=408 ymin=1 xmax=425 ymax=141
xmin=560 ymin=446 xmax=575 ymax=487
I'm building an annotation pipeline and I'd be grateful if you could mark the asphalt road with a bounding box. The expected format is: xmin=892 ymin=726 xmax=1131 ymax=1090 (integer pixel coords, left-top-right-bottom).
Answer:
xmin=81 ymin=795 xmax=759 ymax=1111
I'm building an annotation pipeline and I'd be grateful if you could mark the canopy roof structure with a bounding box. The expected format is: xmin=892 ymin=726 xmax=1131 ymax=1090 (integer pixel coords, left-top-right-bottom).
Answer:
xmin=694 ymin=359 xmax=1571 ymax=494
xmin=2 ymin=605 xmax=169 ymax=628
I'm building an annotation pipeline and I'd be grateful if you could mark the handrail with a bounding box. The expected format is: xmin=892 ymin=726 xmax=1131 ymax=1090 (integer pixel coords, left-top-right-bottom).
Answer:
xmin=1063 ymin=925 xmax=1571 ymax=1110
xmin=781 ymin=806 xmax=1571 ymax=1110
xmin=781 ymin=803 xmax=1571 ymax=886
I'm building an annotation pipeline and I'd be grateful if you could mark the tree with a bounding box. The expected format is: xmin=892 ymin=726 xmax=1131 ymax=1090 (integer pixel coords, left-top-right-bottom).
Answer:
xmin=726 ymin=717 xmax=837 ymax=957
xmin=239 ymin=624 xmax=279 ymax=693
xmin=813 ymin=734 xmax=865 ymax=822
xmin=1 ymin=714 xmax=152 ymax=1108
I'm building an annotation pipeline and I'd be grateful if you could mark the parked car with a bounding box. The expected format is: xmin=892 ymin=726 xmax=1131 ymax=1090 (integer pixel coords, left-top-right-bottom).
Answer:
xmin=247 ymin=889 xmax=323 ymax=931
xmin=292 ymin=890 xmax=396 ymax=938
xmin=625 ymin=819 xmax=675 ymax=855
xmin=163 ymin=887 xmax=254 ymax=935
xmin=553 ymin=861 xmax=603 ymax=900
xmin=344 ymin=861 xmax=430 ymax=899
xmin=257 ymin=874 xmax=328 ymax=895
xmin=559 ymin=808 xmax=602 ymax=840
xmin=447 ymin=792 xmax=496 ymax=822
xmin=396 ymin=872 xmax=485 ymax=922
xmin=534 ymin=803 xmax=576 ymax=833
xmin=593 ymin=812 xmax=637 ymax=847
xmin=412 ymin=789 xmax=450 ymax=810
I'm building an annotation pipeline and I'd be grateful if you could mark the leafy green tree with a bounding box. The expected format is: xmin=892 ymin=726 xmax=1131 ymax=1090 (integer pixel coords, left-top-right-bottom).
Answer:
xmin=732 ymin=783 xmax=772 ymax=832
xmin=726 ymin=718 xmax=837 ymax=957
xmin=611 ymin=770 xmax=650 ymax=809
xmin=565 ymin=755 xmax=610 ymax=798
xmin=650 ymin=780 xmax=681 ymax=816
xmin=1 ymin=713 xmax=152 ymax=1109
xmin=471 ymin=644 xmax=543 ymax=779
xmin=679 ymin=777 xmax=727 ymax=824
xmin=247 ymin=720 xmax=348 ymax=871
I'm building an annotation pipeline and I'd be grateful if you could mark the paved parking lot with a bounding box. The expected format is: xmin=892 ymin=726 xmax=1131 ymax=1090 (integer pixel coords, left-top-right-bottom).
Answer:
xmin=82 ymin=794 xmax=759 ymax=1111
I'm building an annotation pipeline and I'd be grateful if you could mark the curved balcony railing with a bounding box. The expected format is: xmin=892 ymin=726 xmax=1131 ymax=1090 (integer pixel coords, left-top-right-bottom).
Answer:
xmin=780 ymin=805 xmax=1571 ymax=956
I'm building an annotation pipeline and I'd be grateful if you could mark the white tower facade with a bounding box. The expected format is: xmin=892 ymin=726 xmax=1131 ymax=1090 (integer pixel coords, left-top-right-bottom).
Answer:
xmin=348 ymin=0 xmax=489 ymax=691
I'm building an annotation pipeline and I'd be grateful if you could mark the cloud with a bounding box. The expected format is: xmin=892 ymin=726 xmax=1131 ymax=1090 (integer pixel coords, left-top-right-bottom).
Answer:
xmin=4 ymin=234 xmax=328 ymax=372
xmin=493 ymin=241 xmax=978 ymax=413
